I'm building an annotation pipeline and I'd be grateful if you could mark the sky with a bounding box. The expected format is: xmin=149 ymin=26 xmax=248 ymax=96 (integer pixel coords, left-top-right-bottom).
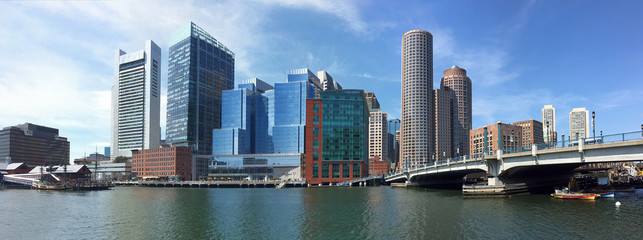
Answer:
xmin=1 ymin=0 xmax=642 ymax=162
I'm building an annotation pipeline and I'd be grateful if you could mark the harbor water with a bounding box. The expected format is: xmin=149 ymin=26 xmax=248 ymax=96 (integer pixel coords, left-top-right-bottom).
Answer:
xmin=1 ymin=187 xmax=642 ymax=239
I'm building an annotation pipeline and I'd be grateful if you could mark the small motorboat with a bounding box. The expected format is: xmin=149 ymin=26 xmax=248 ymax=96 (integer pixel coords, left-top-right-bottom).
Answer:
xmin=551 ymin=192 xmax=596 ymax=200
xmin=595 ymin=192 xmax=615 ymax=198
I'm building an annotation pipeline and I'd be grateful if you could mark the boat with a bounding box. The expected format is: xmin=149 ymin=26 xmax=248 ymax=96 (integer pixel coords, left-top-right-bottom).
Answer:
xmin=32 ymin=182 xmax=69 ymax=190
xmin=551 ymin=192 xmax=596 ymax=200
xmin=595 ymin=192 xmax=614 ymax=198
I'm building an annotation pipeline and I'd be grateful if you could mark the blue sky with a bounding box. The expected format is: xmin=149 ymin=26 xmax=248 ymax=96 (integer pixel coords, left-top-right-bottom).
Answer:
xmin=1 ymin=0 xmax=641 ymax=161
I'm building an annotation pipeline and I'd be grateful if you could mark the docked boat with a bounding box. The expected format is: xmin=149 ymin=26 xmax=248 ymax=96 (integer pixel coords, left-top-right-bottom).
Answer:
xmin=32 ymin=183 xmax=70 ymax=190
xmin=551 ymin=192 xmax=596 ymax=200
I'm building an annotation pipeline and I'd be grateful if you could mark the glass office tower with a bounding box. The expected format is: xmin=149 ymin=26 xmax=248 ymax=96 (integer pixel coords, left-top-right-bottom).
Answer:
xmin=273 ymin=69 xmax=322 ymax=154
xmin=166 ymin=22 xmax=234 ymax=156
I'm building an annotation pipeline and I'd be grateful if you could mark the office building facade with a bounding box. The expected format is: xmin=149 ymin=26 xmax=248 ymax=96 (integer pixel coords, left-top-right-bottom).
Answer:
xmin=166 ymin=22 xmax=235 ymax=156
xmin=542 ymin=105 xmax=556 ymax=143
xmin=273 ymin=69 xmax=322 ymax=154
xmin=0 ymin=123 xmax=70 ymax=167
xmin=513 ymin=120 xmax=544 ymax=146
xmin=364 ymin=92 xmax=380 ymax=111
xmin=132 ymin=147 xmax=192 ymax=181
xmin=305 ymin=90 xmax=369 ymax=185
xmin=440 ymin=65 xmax=471 ymax=157
xmin=317 ymin=70 xmax=342 ymax=91
xmin=387 ymin=119 xmax=400 ymax=167
xmin=570 ymin=108 xmax=590 ymax=140
xmin=369 ymin=109 xmax=388 ymax=162
xmin=401 ymin=29 xmax=433 ymax=169
xmin=111 ymin=40 xmax=161 ymax=160
xmin=434 ymin=88 xmax=452 ymax=160
xmin=470 ymin=122 xmax=522 ymax=155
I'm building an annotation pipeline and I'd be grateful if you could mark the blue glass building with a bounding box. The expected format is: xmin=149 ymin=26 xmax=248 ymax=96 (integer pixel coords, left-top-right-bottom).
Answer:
xmin=209 ymin=69 xmax=327 ymax=180
xmin=273 ymin=69 xmax=322 ymax=154
xmin=166 ymin=22 xmax=235 ymax=158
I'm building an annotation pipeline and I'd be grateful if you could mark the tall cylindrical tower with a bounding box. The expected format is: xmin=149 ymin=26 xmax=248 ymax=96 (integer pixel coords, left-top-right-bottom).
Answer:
xmin=400 ymin=30 xmax=433 ymax=169
xmin=440 ymin=65 xmax=472 ymax=157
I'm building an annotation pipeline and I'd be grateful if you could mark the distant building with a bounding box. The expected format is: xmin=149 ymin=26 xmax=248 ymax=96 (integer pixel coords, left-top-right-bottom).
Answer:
xmin=208 ymin=70 xmax=328 ymax=181
xmin=513 ymin=120 xmax=544 ymax=146
xmin=0 ymin=162 xmax=32 ymax=175
xmin=542 ymin=105 xmax=556 ymax=143
xmin=73 ymin=153 xmax=110 ymax=165
xmin=165 ymin=22 xmax=235 ymax=179
xmin=387 ymin=119 xmax=400 ymax=166
xmin=104 ymin=147 xmax=110 ymax=157
xmin=111 ymin=40 xmax=161 ymax=160
xmin=469 ymin=122 xmax=522 ymax=155
xmin=570 ymin=108 xmax=590 ymax=140
xmin=368 ymin=156 xmax=389 ymax=177
xmin=434 ymin=88 xmax=452 ymax=161
xmin=0 ymin=123 xmax=70 ymax=167
xmin=317 ymin=71 xmax=342 ymax=91
xmin=440 ymin=65 xmax=472 ymax=157
xmin=369 ymin=109 xmax=388 ymax=162
xmin=401 ymin=29 xmax=434 ymax=169
xmin=363 ymin=92 xmax=380 ymax=111
xmin=132 ymin=147 xmax=192 ymax=181
xmin=273 ymin=69 xmax=322 ymax=154
xmin=81 ymin=162 xmax=132 ymax=181
xmin=305 ymin=90 xmax=369 ymax=185
xmin=166 ymin=23 xmax=234 ymax=152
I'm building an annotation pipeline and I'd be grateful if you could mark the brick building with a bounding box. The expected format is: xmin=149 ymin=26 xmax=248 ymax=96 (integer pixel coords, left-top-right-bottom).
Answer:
xmin=469 ymin=122 xmax=522 ymax=155
xmin=132 ymin=147 xmax=192 ymax=181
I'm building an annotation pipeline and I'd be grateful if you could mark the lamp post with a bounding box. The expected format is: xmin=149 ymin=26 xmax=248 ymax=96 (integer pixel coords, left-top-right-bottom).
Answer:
xmin=546 ymin=121 xmax=550 ymax=143
xmin=592 ymin=111 xmax=595 ymax=139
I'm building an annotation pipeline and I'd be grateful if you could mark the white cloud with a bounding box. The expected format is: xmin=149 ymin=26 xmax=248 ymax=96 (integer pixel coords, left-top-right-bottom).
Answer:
xmin=0 ymin=0 xmax=372 ymax=160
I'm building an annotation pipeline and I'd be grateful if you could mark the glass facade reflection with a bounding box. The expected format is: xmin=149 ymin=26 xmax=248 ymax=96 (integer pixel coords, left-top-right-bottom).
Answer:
xmin=166 ymin=22 xmax=234 ymax=158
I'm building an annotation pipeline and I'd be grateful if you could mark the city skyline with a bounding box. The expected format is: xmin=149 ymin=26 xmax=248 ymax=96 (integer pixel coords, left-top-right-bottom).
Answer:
xmin=1 ymin=0 xmax=642 ymax=161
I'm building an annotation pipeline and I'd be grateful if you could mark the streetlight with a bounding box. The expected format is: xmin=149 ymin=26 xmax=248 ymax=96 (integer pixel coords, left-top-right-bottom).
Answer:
xmin=546 ymin=121 xmax=550 ymax=143
xmin=592 ymin=111 xmax=596 ymax=139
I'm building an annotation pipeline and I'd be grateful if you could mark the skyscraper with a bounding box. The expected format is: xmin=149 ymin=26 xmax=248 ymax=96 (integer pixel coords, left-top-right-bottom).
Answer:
xmin=570 ymin=108 xmax=590 ymax=140
xmin=542 ymin=105 xmax=556 ymax=143
xmin=273 ymin=68 xmax=322 ymax=154
xmin=440 ymin=65 xmax=472 ymax=157
xmin=166 ymin=22 xmax=235 ymax=156
xmin=110 ymin=40 xmax=161 ymax=159
xmin=369 ymin=109 xmax=388 ymax=162
xmin=401 ymin=29 xmax=433 ymax=169
xmin=387 ymin=119 xmax=400 ymax=166
xmin=433 ymin=88 xmax=452 ymax=160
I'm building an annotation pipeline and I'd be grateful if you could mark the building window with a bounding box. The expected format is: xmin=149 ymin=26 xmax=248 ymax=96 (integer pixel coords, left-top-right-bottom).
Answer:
xmin=313 ymin=163 xmax=319 ymax=178
xmin=353 ymin=163 xmax=360 ymax=178
xmin=313 ymin=115 xmax=319 ymax=125
xmin=322 ymin=163 xmax=329 ymax=178
xmin=332 ymin=164 xmax=340 ymax=178
xmin=313 ymin=151 xmax=319 ymax=161
xmin=342 ymin=163 xmax=350 ymax=178
xmin=313 ymin=139 xmax=319 ymax=149
xmin=313 ymin=103 xmax=320 ymax=113
xmin=313 ymin=127 xmax=319 ymax=137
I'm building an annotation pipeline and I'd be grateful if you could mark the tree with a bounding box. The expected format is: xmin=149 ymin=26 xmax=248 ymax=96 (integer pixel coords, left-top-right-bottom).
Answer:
xmin=113 ymin=156 xmax=131 ymax=163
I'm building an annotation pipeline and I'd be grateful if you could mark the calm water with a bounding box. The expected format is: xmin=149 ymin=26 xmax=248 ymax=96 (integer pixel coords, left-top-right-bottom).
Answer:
xmin=1 ymin=186 xmax=642 ymax=239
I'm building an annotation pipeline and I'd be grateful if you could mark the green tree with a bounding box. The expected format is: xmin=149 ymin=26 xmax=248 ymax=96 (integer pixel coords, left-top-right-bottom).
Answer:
xmin=113 ymin=156 xmax=131 ymax=163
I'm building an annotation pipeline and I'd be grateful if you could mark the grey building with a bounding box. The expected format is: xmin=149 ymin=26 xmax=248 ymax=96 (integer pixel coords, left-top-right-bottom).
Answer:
xmin=0 ymin=123 xmax=70 ymax=167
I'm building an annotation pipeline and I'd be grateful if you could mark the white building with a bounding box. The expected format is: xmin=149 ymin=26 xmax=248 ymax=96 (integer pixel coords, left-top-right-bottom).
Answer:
xmin=110 ymin=40 xmax=161 ymax=160
xmin=542 ymin=105 xmax=556 ymax=142
xmin=569 ymin=108 xmax=590 ymax=140
xmin=369 ymin=109 xmax=388 ymax=162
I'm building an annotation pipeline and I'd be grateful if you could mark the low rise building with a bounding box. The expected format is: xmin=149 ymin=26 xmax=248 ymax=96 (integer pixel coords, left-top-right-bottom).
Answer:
xmin=513 ymin=120 xmax=544 ymax=146
xmin=469 ymin=122 xmax=522 ymax=155
xmin=368 ymin=156 xmax=389 ymax=177
xmin=131 ymin=147 xmax=192 ymax=181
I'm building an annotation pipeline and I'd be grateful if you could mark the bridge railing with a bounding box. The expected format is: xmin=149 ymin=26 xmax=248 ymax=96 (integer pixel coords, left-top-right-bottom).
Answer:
xmin=386 ymin=130 xmax=643 ymax=179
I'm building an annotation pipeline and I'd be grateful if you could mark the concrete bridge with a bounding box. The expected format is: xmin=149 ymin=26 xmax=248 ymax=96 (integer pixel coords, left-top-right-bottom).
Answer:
xmin=385 ymin=131 xmax=643 ymax=193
